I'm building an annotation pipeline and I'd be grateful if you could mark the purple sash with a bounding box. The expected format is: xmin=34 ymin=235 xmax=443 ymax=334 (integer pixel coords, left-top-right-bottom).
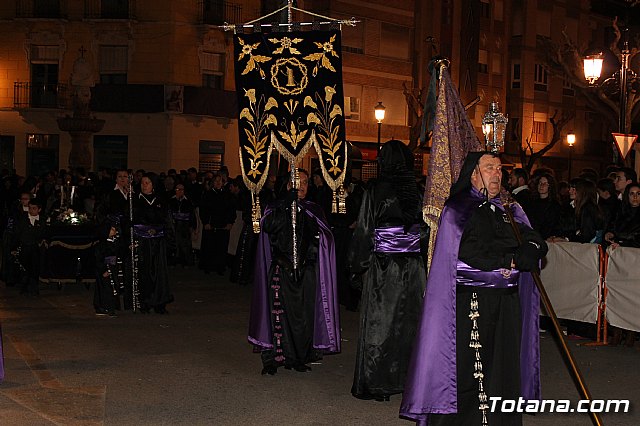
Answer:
xmin=133 ymin=224 xmax=164 ymax=239
xmin=374 ymin=225 xmax=420 ymax=254
xmin=456 ymin=260 xmax=520 ymax=288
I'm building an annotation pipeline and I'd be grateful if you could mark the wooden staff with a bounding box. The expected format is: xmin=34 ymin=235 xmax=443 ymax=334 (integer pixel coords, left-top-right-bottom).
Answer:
xmin=502 ymin=202 xmax=603 ymax=426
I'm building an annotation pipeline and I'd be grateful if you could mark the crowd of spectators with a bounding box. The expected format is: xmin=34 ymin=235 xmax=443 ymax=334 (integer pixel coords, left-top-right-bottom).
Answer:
xmin=505 ymin=163 xmax=640 ymax=347
xmin=1 ymin=160 xmax=638 ymax=343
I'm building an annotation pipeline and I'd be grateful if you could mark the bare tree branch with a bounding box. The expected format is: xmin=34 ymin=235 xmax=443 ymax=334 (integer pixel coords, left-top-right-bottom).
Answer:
xmin=517 ymin=110 xmax=575 ymax=174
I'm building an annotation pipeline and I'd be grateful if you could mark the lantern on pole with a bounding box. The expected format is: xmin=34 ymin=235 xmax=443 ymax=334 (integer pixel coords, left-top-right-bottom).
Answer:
xmin=481 ymin=101 xmax=508 ymax=153
xmin=583 ymin=54 xmax=604 ymax=86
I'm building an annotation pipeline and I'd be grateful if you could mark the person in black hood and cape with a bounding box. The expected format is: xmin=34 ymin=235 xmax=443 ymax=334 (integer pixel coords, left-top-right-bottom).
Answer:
xmin=349 ymin=140 xmax=427 ymax=402
xmin=401 ymin=151 xmax=547 ymax=426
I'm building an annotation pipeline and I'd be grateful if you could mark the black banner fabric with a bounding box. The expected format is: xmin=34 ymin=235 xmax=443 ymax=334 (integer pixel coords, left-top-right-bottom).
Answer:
xmin=233 ymin=30 xmax=347 ymax=195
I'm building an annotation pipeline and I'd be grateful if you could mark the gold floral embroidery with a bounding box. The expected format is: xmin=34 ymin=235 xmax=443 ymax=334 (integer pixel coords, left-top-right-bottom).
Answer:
xmin=303 ymin=34 xmax=339 ymax=76
xmin=269 ymin=37 xmax=303 ymax=55
xmin=237 ymin=38 xmax=272 ymax=79
xmin=306 ymin=85 xmax=343 ymax=174
xmin=239 ymin=88 xmax=277 ymax=178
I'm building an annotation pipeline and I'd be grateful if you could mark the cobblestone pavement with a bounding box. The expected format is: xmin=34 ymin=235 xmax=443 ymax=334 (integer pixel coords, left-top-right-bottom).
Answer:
xmin=0 ymin=266 xmax=637 ymax=425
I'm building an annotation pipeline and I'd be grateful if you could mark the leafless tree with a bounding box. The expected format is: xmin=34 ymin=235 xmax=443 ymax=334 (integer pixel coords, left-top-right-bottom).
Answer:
xmin=518 ymin=110 xmax=575 ymax=174
xmin=537 ymin=17 xmax=640 ymax=135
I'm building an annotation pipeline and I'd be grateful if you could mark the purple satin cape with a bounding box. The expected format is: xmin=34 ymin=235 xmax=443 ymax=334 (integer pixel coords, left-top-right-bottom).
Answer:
xmin=400 ymin=188 xmax=540 ymax=424
xmin=374 ymin=225 xmax=421 ymax=254
xmin=248 ymin=199 xmax=341 ymax=353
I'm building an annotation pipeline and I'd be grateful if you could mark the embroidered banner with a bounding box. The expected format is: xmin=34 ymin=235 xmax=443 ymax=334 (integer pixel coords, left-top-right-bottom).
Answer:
xmin=233 ymin=29 xmax=348 ymax=224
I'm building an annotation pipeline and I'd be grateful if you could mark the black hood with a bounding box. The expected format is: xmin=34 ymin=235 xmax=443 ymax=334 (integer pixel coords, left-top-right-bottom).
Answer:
xmin=449 ymin=151 xmax=497 ymax=198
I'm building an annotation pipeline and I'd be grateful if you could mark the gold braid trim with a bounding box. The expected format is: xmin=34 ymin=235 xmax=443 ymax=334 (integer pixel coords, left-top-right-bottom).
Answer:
xmin=270 ymin=130 xmax=315 ymax=166
xmin=422 ymin=205 xmax=442 ymax=270
xmin=312 ymin=130 xmax=348 ymax=214
xmin=239 ymin=139 xmax=274 ymax=234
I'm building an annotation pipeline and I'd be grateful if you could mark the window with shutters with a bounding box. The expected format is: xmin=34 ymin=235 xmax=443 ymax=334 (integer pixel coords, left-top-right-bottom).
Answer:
xmin=99 ymin=46 xmax=128 ymax=84
xmin=534 ymin=64 xmax=547 ymax=92
xmin=201 ymin=52 xmax=225 ymax=89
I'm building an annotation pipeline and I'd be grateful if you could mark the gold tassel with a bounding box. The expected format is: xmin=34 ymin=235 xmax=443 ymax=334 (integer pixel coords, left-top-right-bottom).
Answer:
xmin=338 ymin=185 xmax=346 ymax=214
xmin=331 ymin=189 xmax=337 ymax=213
xmin=252 ymin=196 xmax=261 ymax=234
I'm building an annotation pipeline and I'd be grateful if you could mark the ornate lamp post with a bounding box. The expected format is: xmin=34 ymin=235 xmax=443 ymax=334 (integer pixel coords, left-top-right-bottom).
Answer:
xmin=583 ymin=39 xmax=631 ymax=135
xmin=481 ymin=101 xmax=508 ymax=153
xmin=374 ymin=101 xmax=386 ymax=155
xmin=567 ymin=132 xmax=576 ymax=179
xmin=582 ymin=27 xmax=636 ymax=167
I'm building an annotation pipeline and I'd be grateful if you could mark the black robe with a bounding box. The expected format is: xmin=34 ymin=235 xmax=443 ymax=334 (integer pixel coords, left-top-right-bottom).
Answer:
xmin=260 ymin=198 xmax=323 ymax=371
xmin=134 ymin=192 xmax=174 ymax=310
xmin=168 ymin=195 xmax=196 ymax=266
xmin=199 ymin=187 xmax=235 ymax=274
xmin=348 ymin=180 xmax=426 ymax=399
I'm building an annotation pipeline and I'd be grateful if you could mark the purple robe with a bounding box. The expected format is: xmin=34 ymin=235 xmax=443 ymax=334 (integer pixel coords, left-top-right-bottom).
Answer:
xmin=400 ymin=188 xmax=540 ymax=424
xmin=248 ymin=199 xmax=341 ymax=353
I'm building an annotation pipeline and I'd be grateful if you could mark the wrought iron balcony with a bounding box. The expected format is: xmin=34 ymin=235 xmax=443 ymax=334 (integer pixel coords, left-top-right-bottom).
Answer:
xmin=198 ymin=0 xmax=242 ymax=25
xmin=84 ymin=0 xmax=136 ymax=20
xmin=14 ymin=82 xmax=70 ymax=109
xmin=16 ymin=0 xmax=67 ymax=19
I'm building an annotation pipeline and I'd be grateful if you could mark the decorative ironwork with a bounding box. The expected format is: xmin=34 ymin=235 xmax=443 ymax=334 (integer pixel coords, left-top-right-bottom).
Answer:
xmin=198 ymin=0 xmax=242 ymax=25
xmin=16 ymin=0 xmax=67 ymax=19
xmin=13 ymin=82 xmax=70 ymax=109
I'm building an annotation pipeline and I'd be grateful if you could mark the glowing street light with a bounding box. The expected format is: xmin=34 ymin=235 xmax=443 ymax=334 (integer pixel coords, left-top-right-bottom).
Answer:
xmin=374 ymin=101 xmax=386 ymax=155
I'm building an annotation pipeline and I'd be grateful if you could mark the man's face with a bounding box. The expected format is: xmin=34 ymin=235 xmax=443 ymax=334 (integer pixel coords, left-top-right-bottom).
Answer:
xmin=614 ymin=171 xmax=630 ymax=193
xmin=116 ymin=172 xmax=128 ymax=189
xmin=20 ymin=194 xmax=31 ymax=207
xmin=175 ymin=185 xmax=185 ymax=198
xmin=471 ymin=155 xmax=502 ymax=198
xmin=297 ymin=172 xmax=309 ymax=200
xmin=28 ymin=204 xmax=41 ymax=217
xmin=141 ymin=177 xmax=153 ymax=194
xmin=213 ymin=176 xmax=223 ymax=190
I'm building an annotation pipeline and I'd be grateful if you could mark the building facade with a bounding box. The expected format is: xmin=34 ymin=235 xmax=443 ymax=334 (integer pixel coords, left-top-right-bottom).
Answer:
xmin=0 ymin=0 xmax=626 ymax=179
xmin=0 ymin=0 xmax=264 ymax=177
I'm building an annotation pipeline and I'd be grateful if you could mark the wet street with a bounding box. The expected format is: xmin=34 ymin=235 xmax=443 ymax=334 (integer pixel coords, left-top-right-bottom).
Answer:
xmin=0 ymin=266 xmax=638 ymax=425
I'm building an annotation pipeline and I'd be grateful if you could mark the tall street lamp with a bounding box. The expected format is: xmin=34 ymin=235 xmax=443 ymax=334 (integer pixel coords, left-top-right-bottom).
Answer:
xmin=583 ymin=27 xmax=636 ymax=165
xmin=482 ymin=101 xmax=508 ymax=153
xmin=567 ymin=132 xmax=576 ymax=179
xmin=375 ymin=101 xmax=386 ymax=156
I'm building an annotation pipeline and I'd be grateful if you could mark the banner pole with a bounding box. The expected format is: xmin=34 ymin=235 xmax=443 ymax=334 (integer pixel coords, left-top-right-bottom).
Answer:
xmin=502 ymin=203 xmax=603 ymax=426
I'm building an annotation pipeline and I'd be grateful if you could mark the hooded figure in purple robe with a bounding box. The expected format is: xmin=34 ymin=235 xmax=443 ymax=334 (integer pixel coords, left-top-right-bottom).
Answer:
xmin=400 ymin=152 xmax=545 ymax=425
xmin=248 ymin=169 xmax=340 ymax=375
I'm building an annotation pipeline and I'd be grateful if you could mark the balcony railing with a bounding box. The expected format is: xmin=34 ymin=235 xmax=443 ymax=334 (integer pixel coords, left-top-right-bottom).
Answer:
xmin=198 ymin=0 xmax=242 ymax=25
xmin=14 ymin=82 xmax=70 ymax=109
xmin=84 ymin=0 xmax=136 ymax=20
xmin=16 ymin=0 xmax=67 ymax=19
